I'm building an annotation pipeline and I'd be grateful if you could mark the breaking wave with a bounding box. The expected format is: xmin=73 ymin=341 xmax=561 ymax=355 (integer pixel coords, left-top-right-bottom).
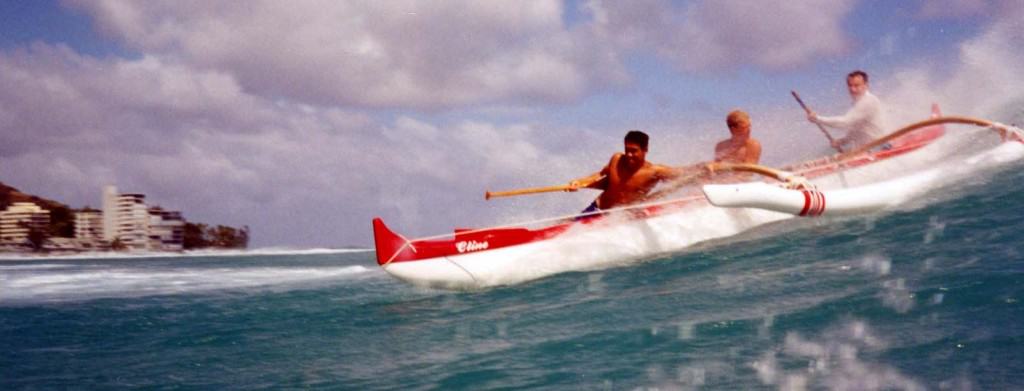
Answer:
xmin=0 ymin=263 xmax=375 ymax=304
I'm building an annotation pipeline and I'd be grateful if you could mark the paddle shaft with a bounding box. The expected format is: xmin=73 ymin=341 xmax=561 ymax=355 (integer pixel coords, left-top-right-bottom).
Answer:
xmin=485 ymin=185 xmax=575 ymax=200
xmin=792 ymin=91 xmax=843 ymax=153
xmin=485 ymin=176 xmax=606 ymax=200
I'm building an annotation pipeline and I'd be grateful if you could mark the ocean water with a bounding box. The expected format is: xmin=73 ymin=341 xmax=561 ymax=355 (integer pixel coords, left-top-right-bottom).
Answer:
xmin=3 ymin=167 xmax=1024 ymax=390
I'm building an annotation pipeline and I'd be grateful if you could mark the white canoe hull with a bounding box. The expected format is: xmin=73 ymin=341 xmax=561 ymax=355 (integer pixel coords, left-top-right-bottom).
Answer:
xmin=381 ymin=129 xmax=1024 ymax=289
xmin=384 ymin=206 xmax=788 ymax=289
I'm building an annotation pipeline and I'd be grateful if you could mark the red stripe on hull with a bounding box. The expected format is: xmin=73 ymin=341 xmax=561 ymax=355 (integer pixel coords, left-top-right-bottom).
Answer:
xmin=799 ymin=190 xmax=812 ymax=216
xmin=816 ymin=191 xmax=826 ymax=216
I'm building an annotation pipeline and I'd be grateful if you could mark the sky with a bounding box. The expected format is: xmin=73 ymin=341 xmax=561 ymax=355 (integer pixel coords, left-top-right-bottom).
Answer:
xmin=1 ymin=0 xmax=1022 ymax=248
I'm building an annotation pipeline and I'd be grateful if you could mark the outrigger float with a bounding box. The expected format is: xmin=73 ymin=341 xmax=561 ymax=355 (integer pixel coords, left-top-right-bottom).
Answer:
xmin=373 ymin=112 xmax=1024 ymax=289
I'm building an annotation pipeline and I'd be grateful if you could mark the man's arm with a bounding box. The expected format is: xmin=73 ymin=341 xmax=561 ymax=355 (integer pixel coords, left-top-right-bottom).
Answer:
xmin=812 ymin=98 xmax=876 ymax=130
xmin=567 ymin=171 xmax=605 ymax=191
xmin=831 ymin=134 xmax=855 ymax=149
xmin=567 ymin=154 xmax=616 ymax=191
xmin=742 ymin=140 xmax=762 ymax=164
xmin=643 ymin=163 xmax=714 ymax=200
xmin=657 ymin=163 xmax=710 ymax=181
xmin=814 ymin=98 xmax=882 ymax=148
xmin=713 ymin=140 xmax=728 ymax=162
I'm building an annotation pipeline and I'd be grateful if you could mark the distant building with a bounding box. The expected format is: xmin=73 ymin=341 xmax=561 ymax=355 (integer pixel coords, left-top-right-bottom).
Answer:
xmin=73 ymin=209 xmax=106 ymax=250
xmin=148 ymin=207 xmax=184 ymax=251
xmin=101 ymin=185 xmax=185 ymax=252
xmin=0 ymin=202 xmax=50 ymax=245
xmin=102 ymin=186 xmax=118 ymax=241
xmin=45 ymin=237 xmax=80 ymax=252
xmin=115 ymin=193 xmax=149 ymax=250
xmin=74 ymin=210 xmax=103 ymax=241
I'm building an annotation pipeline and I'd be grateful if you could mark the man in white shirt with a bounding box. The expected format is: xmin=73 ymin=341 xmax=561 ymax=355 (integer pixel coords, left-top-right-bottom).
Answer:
xmin=807 ymin=70 xmax=887 ymax=150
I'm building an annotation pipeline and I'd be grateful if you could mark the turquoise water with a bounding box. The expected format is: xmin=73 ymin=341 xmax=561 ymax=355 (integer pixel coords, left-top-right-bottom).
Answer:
xmin=3 ymin=167 xmax=1024 ymax=390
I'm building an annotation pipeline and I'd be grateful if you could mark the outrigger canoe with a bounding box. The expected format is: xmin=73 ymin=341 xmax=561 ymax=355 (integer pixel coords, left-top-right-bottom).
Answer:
xmin=373 ymin=112 xmax=1024 ymax=289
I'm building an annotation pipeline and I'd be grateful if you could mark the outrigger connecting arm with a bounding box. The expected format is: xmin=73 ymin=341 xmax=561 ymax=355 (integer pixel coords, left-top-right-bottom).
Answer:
xmin=707 ymin=162 xmax=810 ymax=189
xmin=647 ymin=162 xmax=807 ymax=200
xmin=839 ymin=116 xmax=1010 ymax=160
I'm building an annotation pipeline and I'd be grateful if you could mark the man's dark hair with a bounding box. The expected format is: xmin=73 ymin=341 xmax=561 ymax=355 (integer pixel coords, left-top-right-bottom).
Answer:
xmin=848 ymin=70 xmax=869 ymax=83
xmin=624 ymin=130 xmax=649 ymax=151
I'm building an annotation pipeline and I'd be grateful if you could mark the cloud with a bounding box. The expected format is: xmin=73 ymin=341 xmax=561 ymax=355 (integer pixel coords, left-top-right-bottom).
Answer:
xmin=65 ymin=0 xmax=629 ymax=110
xmin=0 ymin=40 xmax=611 ymax=245
xmin=917 ymin=0 xmax=993 ymax=19
xmin=586 ymin=0 xmax=857 ymax=72
xmin=884 ymin=5 xmax=1024 ymax=126
xmin=0 ymin=43 xmax=271 ymax=157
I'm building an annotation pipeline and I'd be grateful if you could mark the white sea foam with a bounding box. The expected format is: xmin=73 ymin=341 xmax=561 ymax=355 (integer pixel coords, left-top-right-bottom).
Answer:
xmin=0 ymin=247 xmax=372 ymax=261
xmin=859 ymin=254 xmax=892 ymax=276
xmin=880 ymin=278 xmax=916 ymax=313
xmin=0 ymin=265 xmax=372 ymax=304
xmin=0 ymin=264 xmax=75 ymax=270
xmin=754 ymin=320 xmax=927 ymax=391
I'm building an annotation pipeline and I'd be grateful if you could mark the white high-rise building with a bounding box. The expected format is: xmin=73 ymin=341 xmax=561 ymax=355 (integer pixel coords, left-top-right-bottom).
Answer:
xmin=0 ymin=202 xmax=50 ymax=245
xmin=115 ymin=193 xmax=149 ymax=250
xmin=101 ymin=185 xmax=186 ymax=251
xmin=102 ymin=185 xmax=118 ymax=241
xmin=74 ymin=210 xmax=103 ymax=241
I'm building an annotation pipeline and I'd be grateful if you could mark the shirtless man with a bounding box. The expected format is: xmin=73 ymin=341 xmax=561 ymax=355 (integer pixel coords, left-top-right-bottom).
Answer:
xmin=714 ymin=110 xmax=762 ymax=164
xmin=807 ymin=70 xmax=887 ymax=150
xmin=567 ymin=130 xmax=681 ymax=213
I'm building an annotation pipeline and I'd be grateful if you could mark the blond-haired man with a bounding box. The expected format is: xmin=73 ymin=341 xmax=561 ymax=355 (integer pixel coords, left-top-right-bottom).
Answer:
xmin=714 ymin=110 xmax=762 ymax=164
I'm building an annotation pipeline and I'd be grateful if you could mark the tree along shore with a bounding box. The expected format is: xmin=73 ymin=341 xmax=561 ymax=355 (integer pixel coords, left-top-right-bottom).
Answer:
xmin=1 ymin=181 xmax=248 ymax=252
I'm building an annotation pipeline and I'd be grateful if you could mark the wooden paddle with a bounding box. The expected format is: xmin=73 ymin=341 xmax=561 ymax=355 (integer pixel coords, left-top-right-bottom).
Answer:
xmin=485 ymin=184 xmax=576 ymax=200
xmin=485 ymin=176 xmax=605 ymax=200
xmin=792 ymin=90 xmax=843 ymax=153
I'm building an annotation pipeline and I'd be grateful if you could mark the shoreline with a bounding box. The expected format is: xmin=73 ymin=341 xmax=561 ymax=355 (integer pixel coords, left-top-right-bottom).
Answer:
xmin=0 ymin=247 xmax=373 ymax=261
